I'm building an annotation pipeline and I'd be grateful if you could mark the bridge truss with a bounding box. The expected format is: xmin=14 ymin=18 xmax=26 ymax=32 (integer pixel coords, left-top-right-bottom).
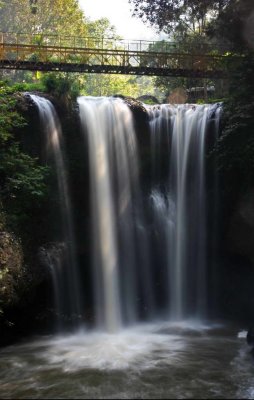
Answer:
xmin=0 ymin=32 xmax=236 ymax=78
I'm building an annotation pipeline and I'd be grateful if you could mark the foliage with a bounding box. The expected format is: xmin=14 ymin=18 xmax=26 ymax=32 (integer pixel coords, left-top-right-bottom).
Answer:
xmin=207 ymin=0 xmax=254 ymax=52
xmin=1 ymin=144 xmax=49 ymax=200
xmin=0 ymin=82 xmax=49 ymax=234
xmin=129 ymin=0 xmax=229 ymax=37
xmin=0 ymin=0 xmax=88 ymax=36
xmin=41 ymin=73 xmax=79 ymax=99
xmin=9 ymin=81 xmax=45 ymax=93
xmin=0 ymin=83 xmax=26 ymax=144
xmin=0 ymin=82 xmax=50 ymax=322
xmin=137 ymin=95 xmax=160 ymax=105
xmin=87 ymin=17 xmax=120 ymax=39
xmin=79 ymin=73 xmax=159 ymax=99
xmin=143 ymin=37 xmax=221 ymax=102
xmin=81 ymin=74 xmax=137 ymax=97
xmin=208 ymin=1 xmax=254 ymax=197
xmin=134 ymin=76 xmax=161 ymax=102
xmin=213 ymin=54 xmax=254 ymax=191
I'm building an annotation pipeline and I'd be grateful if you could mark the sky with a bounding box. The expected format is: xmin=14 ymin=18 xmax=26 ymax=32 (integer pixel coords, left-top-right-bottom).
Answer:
xmin=78 ymin=0 xmax=165 ymax=41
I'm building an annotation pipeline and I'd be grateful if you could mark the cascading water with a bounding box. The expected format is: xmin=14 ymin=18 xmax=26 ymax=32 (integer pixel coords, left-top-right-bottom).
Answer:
xmin=147 ymin=103 xmax=222 ymax=321
xmin=30 ymin=95 xmax=221 ymax=329
xmin=78 ymin=96 xmax=154 ymax=332
xmin=29 ymin=94 xmax=81 ymax=326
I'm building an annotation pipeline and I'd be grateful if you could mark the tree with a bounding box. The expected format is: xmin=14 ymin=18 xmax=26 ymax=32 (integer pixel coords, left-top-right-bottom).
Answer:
xmin=29 ymin=0 xmax=38 ymax=14
xmin=0 ymin=83 xmax=49 ymax=236
xmin=0 ymin=0 xmax=88 ymax=36
xmin=138 ymin=37 xmax=221 ymax=102
xmin=207 ymin=0 xmax=254 ymax=52
xmin=87 ymin=17 xmax=119 ymax=39
xmin=81 ymin=73 xmax=139 ymax=97
xmin=208 ymin=0 xmax=254 ymax=205
xmin=129 ymin=0 xmax=229 ymax=37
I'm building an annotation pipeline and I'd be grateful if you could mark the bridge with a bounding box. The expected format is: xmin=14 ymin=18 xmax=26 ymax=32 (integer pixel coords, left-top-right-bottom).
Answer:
xmin=0 ymin=32 xmax=237 ymax=78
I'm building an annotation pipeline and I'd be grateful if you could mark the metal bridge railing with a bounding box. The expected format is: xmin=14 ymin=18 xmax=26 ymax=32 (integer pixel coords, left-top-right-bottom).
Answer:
xmin=0 ymin=32 xmax=227 ymax=55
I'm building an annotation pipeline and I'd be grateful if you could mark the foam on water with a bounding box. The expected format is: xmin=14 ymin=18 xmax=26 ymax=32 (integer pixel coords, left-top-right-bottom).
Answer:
xmin=32 ymin=323 xmax=187 ymax=371
xmin=0 ymin=323 xmax=254 ymax=399
xmin=2 ymin=322 xmax=221 ymax=373
xmin=238 ymin=330 xmax=248 ymax=339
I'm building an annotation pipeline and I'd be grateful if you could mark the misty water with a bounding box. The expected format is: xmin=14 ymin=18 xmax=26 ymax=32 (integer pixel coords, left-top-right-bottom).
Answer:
xmin=0 ymin=323 xmax=253 ymax=399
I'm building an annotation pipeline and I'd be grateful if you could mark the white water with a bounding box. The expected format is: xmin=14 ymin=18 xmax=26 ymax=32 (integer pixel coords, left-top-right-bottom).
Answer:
xmin=29 ymin=95 xmax=81 ymax=324
xmin=147 ymin=103 xmax=222 ymax=321
xmin=77 ymin=98 xmax=221 ymax=329
xmin=170 ymin=104 xmax=209 ymax=320
xmin=78 ymin=96 xmax=155 ymax=332
xmin=0 ymin=323 xmax=253 ymax=399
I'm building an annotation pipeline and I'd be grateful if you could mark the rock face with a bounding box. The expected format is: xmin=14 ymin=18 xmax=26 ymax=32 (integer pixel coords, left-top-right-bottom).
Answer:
xmin=0 ymin=229 xmax=23 ymax=309
xmin=136 ymin=95 xmax=160 ymax=105
xmin=247 ymin=327 xmax=254 ymax=346
xmin=0 ymin=224 xmax=26 ymax=344
xmin=113 ymin=95 xmax=149 ymax=125
xmin=247 ymin=327 xmax=254 ymax=358
xmin=218 ymin=189 xmax=254 ymax=322
xmin=0 ymin=214 xmax=56 ymax=345
xmin=38 ymin=242 xmax=67 ymax=271
xmin=228 ymin=189 xmax=254 ymax=265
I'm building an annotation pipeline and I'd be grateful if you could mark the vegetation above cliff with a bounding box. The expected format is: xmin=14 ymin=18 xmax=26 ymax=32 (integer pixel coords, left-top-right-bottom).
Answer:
xmin=0 ymin=82 xmax=49 ymax=238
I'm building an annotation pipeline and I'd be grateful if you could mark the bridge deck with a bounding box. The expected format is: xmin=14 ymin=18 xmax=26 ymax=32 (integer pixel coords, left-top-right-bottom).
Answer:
xmin=0 ymin=33 xmax=236 ymax=78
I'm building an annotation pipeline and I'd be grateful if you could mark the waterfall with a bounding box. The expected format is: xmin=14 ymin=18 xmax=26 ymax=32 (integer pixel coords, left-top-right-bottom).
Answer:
xmin=29 ymin=94 xmax=221 ymax=331
xmin=78 ymin=96 xmax=154 ymax=332
xmin=147 ymin=103 xmax=221 ymax=321
xmin=29 ymin=94 xmax=81 ymax=326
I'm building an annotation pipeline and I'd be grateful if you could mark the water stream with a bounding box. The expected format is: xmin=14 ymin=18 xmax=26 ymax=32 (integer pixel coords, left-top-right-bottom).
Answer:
xmin=147 ymin=103 xmax=221 ymax=320
xmin=78 ymin=96 xmax=154 ymax=331
xmin=29 ymin=95 xmax=81 ymax=325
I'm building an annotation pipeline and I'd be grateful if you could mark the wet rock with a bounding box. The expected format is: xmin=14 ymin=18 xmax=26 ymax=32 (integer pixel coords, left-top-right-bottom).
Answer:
xmin=246 ymin=327 xmax=254 ymax=358
xmin=228 ymin=189 xmax=254 ymax=266
xmin=0 ymin=229 xmax=24 ymax=308
xmin=247 ymin=327 xmax=254 ymax=346
xmin=137 ymin=95 xmax=160 ymax=105
xmin=113 ymin=94 xmax=149 ymax=123
xmin=38 ymin=242 xmax=67 ymax=276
